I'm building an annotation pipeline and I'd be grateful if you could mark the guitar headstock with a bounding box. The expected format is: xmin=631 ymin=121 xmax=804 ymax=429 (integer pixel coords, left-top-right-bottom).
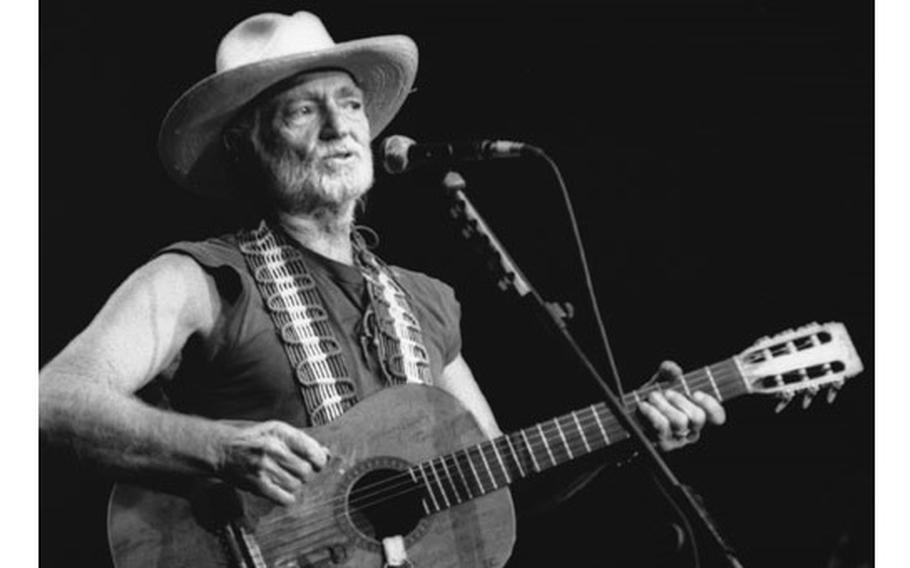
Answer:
xmin=736 ymin=322 xmax=863 ymax=412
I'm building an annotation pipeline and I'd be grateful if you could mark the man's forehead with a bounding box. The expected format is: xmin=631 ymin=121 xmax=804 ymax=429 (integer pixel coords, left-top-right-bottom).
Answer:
xmin=270 ymin=69 xmax=363 ymax=103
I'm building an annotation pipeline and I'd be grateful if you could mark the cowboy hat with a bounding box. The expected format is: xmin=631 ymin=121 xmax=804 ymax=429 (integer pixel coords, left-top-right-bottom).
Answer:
xmin=158 ymin=11 xmax=418 ymax=199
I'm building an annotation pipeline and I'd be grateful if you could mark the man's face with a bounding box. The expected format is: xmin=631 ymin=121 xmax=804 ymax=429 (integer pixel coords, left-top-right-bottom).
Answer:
xmin=252 ymin=70 xmax=373 ymax=215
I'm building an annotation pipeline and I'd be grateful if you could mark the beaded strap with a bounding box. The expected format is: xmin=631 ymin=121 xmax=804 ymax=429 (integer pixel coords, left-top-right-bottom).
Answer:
xmin=238 ymin=221 xmax=431 ymax=425
xmin=238 ymin=222 xmax=356 ymax=425
xmin=356 ymin=241 xmax=432 ymax=385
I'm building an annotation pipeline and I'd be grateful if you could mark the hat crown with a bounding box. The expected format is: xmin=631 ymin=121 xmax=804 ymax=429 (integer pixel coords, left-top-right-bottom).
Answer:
xmin=215 ymin=11 xmax=337 ymax=73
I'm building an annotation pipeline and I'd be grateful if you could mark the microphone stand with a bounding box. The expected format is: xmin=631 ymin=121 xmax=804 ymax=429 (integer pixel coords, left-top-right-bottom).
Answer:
xmin=440 ymin=170 xmax=744 ymax=568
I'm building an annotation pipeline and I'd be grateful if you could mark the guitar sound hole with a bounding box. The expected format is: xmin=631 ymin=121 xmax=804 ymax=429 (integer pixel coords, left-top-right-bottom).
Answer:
xmin=347 ymin=468 xmax=425 ymax=542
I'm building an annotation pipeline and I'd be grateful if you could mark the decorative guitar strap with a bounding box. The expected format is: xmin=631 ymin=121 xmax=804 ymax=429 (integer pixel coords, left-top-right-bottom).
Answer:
xmin=238 ymin=220 xmax=431 ymax=426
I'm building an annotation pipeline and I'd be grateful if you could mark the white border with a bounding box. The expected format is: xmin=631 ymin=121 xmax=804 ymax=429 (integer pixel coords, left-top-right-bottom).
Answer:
xmin=4 ymin=1 xmax=38 ymax=567
xmin=876 ymin=1 xmax=908 ymax=565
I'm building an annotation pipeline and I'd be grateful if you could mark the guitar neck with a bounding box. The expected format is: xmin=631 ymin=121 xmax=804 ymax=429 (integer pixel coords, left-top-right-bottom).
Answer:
xmin=410 ymin=357 xmax=751 ymax=514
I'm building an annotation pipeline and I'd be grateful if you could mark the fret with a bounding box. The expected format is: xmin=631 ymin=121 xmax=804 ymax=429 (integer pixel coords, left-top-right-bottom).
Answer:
xmin=503 ymin=434 xmax=526 ymax=478
xmin=480 ymin=443 xmax=509 ymax=488
xmin=570 ymin=410 xmax=592 ymax=453
xmin=732 ymin=357 xmax=751 ymax=393
xmin=421 ymin=462 xmax=445 ymax=511
xmin=444 ymin=455 xmax=468 ymax=503
xmin=489 ymin=440 xmax=512 ymax=484
xmin=468 ymin=444 xmax=497 ymax=492
xmin=452 ymin=450 xmax=485 ymax=497
xmin=439 ymin=457 xmax=467 ymax=503
xmin=428 ymin=460 xmax=452 ymax=508
xmin=457 ymin=448 xmax=485 ymax=498
xmin=553 ymin=417 xmax=574 ymax=460
xmin=508 ymin=432 xmax=536 ymax=477
xmin=416 ymin=464 xmax=441 ymax=512
xmin=536 ymin=423 xmax=557 ymax=466
xmin=678 ymin=373 xmax=692 ymax=397
xmin=450 ymin=450 xmax=476 ymax=499
xmin=631 ymin=390 xmax=643 ymax=406
xmin=408 ymin=468 xmax=432 ymax=515
xmin=704 ymin=366 xmax=723 ymax=401
xmin=520 ymin=430 xmax=541 ymax=472
xmin=432 ymin=457 xmax=460 ymax=506
xmin=591 ymin=406 xmax=610 ymax=445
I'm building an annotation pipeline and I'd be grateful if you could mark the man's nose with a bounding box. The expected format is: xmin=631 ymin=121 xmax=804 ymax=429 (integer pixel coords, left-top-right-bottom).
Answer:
xmin=319 ymin=105 xmax=346 ymax=141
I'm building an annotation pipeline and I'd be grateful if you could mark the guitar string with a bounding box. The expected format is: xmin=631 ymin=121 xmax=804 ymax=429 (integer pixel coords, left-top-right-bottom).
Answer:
xmin=255 ymin=364 xmax=739 ymax=538
xmin=262 ymin=360 xmax=844 ymax=559
xmin=257 ymin=413 xmax=641 ymax=557
xmin=251 ymin=365 xmax=744 ymax=551
xmin=267 ymin=361 xmax=743 ymax=530
xmin=251 ymin=366 xmax=745 ymax=556
xmin=256 ymin=333 xmax=831 ymax=550
xmin=255 ymin=372 xmax=750 ymax=560
xmin=255 ymin=370 xmax=747 ymax=559
xmin=253 ymin=362 xmax=738 ymax=540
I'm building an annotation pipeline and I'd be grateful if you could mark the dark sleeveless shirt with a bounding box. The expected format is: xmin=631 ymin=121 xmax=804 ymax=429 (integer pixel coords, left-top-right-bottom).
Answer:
xmin=156 ymin=234 xmax=462 ymax=428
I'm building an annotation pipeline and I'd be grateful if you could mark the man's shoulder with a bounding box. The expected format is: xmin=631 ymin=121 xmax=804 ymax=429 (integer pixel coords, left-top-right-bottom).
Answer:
xmin=161 ymin=232 xmax=240 ymax=255
xmin=157 ymin=232 xmax=247 ymax=271
xmin=153 ymin=232 xmax=254 ymax=307
xmin=136 ymin=254 xmax=217 ymax=300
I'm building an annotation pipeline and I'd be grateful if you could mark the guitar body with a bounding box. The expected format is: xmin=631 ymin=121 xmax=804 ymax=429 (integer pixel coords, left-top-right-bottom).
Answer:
xmin=108 ymin=384 xmax=516 ymax=567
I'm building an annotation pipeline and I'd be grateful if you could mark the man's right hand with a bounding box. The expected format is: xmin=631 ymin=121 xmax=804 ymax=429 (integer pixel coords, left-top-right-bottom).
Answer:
xmin=216 ymin=421 xmax=330 ymax=506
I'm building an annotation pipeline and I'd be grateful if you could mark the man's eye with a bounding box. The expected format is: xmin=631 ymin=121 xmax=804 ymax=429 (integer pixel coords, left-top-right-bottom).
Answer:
xmin=343 ymin=99 xmax=364 ymax=111
xmin=288 ymin=107 xmax=314 ymax=121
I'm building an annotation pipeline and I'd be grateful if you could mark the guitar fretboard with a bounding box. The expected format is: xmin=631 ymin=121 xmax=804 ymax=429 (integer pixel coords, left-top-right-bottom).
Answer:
xmin=408 ymin=357 xmax=750 ymax=515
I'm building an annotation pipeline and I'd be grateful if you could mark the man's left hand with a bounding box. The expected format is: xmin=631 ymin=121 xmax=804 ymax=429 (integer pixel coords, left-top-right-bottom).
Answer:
xmin=637 ymin=361 xmax=726 ymax=451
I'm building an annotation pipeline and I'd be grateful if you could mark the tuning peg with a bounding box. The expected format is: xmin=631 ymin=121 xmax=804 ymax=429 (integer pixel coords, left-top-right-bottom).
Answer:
xmin=803 ymin=385 xmax=820 ymax=409
xmin=801 ymin=385 xmax=821 ymax=409
xmin=826 ymin=380 xmax=844 ymax=404
xmin=774 ymin=392 xmax=795 ymax=413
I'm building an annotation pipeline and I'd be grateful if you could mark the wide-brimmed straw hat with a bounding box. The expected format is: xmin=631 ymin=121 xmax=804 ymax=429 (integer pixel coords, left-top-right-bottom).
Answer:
xmin=158 ymin=11 xmax=418 ymax=199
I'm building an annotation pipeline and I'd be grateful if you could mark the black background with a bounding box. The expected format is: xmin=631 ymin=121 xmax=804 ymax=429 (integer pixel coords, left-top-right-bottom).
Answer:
xmin=40 ymin=1 xmax=872 ymax=566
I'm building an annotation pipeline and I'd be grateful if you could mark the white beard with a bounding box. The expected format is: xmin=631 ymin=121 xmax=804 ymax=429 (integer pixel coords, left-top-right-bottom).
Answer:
xmin=261 ymin=140 xmax=374 ymax=219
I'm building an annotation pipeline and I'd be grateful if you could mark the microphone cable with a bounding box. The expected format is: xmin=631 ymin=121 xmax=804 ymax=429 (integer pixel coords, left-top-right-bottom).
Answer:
xmin=526 ymin=144 xmax=706 ymax=568
xmin=523 ymin=144 xmax=626 ymax=398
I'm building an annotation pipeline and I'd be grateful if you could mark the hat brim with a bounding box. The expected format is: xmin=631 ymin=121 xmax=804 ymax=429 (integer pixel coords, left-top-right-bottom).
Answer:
xmin=159 ymin=35 xmax=417 ymax=199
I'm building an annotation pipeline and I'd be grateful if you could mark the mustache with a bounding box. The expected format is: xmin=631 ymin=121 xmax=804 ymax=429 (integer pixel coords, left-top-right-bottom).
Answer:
xmin=313 ymin=141 xmax=365 ymax=160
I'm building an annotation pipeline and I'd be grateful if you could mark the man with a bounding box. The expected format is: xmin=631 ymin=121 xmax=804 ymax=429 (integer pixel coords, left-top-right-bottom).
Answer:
xmin=40 ymin=9 xmax=723 ymax=533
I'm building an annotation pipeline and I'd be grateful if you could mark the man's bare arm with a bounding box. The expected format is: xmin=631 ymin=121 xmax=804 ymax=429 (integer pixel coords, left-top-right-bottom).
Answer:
xmin=39 ymin=254 xmax=327 ymax=505
xmin=437 ymin=354 xmax=503 ymax=440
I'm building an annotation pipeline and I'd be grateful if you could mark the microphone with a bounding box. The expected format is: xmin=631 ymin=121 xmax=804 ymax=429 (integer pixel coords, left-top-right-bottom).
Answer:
xmin=379 ymin=135 xmax=528 ymax=174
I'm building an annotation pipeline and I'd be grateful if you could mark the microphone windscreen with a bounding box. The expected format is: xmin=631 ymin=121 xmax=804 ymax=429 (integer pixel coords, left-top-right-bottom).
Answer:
xmin=380 ymin=135 xmax=415 ymax=174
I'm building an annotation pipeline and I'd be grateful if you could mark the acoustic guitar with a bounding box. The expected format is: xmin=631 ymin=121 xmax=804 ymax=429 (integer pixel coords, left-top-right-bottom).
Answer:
xmin=108 ymin=321 xmax=863 ymax=567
